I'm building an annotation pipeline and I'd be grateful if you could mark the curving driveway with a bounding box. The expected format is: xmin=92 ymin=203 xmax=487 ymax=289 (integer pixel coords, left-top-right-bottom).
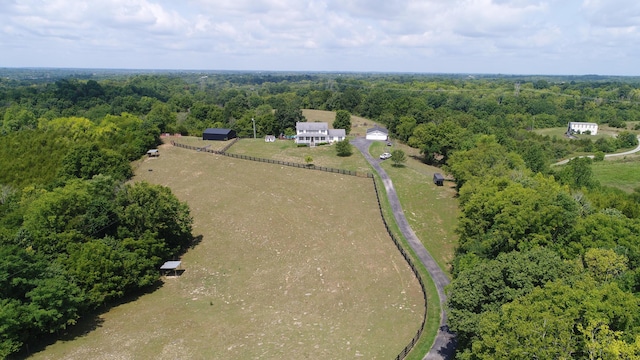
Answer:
xmin=351 ymin=138 xmax=455 ymax=360
xmin=554 ymin=135 xmax=640 ymax=165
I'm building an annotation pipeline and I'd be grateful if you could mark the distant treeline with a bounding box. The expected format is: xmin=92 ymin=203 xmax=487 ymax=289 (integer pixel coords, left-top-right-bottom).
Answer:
xmin=2 ymin=71 xmax=640 ymax=358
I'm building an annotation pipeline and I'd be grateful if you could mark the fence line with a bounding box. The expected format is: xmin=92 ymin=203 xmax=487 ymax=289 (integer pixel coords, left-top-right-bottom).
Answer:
xmin=171 ymin=139 xmax=424 ymax=359
xmin=371 ymin=178 xmax=428 ymax=360
xmin=170 ymin=140 xmax=373 ymax=178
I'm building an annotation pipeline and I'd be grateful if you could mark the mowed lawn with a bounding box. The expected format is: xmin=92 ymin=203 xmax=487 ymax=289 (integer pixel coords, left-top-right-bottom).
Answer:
xmin=370 ymin=142 xmax=458 ymax=276
xmin=592 ymin=158 xmax=640 ymax=193
xmin=29 ymin=141 xmax=424 ymax=359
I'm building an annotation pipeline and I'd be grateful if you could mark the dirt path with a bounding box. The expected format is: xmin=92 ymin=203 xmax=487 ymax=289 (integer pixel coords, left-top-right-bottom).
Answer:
xmin=553 ymin=135 xmax=640 ymax=165
xmin=351 ymin=138 xmax=455 ymax=360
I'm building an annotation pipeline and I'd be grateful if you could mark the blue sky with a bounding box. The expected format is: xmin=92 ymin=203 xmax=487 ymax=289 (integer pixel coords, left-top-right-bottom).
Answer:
xmin=1 ymin=0 xmax=639 ymax=75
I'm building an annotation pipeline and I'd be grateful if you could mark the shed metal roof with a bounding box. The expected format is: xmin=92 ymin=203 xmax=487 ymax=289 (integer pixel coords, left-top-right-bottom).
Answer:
xmin=160 ymin=261 xmax=182 ymax=270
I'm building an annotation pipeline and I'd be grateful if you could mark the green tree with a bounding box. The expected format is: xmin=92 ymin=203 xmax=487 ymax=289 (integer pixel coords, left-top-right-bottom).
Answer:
xmin=617 ymin=131 xmax=639 ymax=149
xmin=335 ymin=139 xmax=352 ymax=157
xmin=390 ymin=149 xmax=406 ymax=167
xmin=456 ymin=174 xmax=580 ymax=259
xmin=408 ymin=120 xmax=468 ymax=165
xmin=58 ymin=143 xmax=132 ymax=181
xmin=115 ymin=181 xmax=193 ymax=256
xmin=274 ymin=99 xmax=305 ymax=135
xmin=396 ymin=116 xmax=417 ymax=142
xmin=332 ymin=110 xmax=352 ymax=135
xmin=470 ymin=278 xmax=640 ymax=360
xmin=446 ymin=135 xmax=526 ymax=191
xmin=556 ymin=156 xmax=598 ymax=189
xmin=447 ymin=247 xmax=573 ymax=350
xmin=146 ymin=102 xmax=176 ymax=133
xmin=583 ymin=248 xmax=628 ymax=283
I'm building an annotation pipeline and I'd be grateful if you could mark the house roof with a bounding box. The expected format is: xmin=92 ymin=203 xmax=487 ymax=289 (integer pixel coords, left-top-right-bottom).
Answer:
xmin=296 ymin=122 xmax=328 ymax=131
xmin=328 ymin=129 xmax=346 ymax=137
xmin=367 ymin=126 xmax=388 ymax=134
xmin=203 ymin=128 xmax=234 ymax=135
xmin=568 ymin=122 xmax=598 ymax=126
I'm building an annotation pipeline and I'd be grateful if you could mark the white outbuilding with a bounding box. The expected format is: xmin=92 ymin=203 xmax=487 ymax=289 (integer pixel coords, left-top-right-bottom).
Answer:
xmin=366 ymin=126 xmax=389 ymax=141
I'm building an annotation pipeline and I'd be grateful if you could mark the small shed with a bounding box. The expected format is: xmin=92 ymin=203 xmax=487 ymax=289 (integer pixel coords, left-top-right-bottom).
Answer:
xmin=160 ymin=260 xmax=182 ymax=276
xmin=146 ymin=149 xmax=159 ymax=157
xmin=366 ymin=126 xmax=389 ymax=141
xmin=203 ymin=128 xmax=237 ymax=141
xmin=433 ymin=173 xmax=444 ymax=186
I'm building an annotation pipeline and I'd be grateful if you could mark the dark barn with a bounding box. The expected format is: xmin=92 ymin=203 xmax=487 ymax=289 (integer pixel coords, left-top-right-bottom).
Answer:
xmin=433 ymin=173 xmax=444 ymax=186
xmin=203 ymin=128 xmax=237 ymax=141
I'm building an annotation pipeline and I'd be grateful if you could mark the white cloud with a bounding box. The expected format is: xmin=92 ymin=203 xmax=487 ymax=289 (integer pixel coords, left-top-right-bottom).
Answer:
xmin=581 ymin=0 xmax=640 ymax=28
xmin=0 ymin=0 xmax=637 ymax=74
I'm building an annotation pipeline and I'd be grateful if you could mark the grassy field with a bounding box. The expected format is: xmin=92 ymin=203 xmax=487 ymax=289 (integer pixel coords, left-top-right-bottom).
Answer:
xmin=300 ymin=108 xmax=457 ymax=270
xmin=370 ymin=142 xmax=458 ymax=276
xmin=29 ymin=140 xmax=424 ymax=359
xmin=593 ymin=157 xmax=640 ymax=193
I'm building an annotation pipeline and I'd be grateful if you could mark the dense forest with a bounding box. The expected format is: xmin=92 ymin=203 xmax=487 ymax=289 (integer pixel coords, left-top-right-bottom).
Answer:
xmin=1 ymin=69 xmax=640 ymax=358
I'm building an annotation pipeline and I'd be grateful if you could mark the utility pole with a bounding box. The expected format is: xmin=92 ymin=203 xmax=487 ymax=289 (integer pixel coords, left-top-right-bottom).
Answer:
xmin=252 ymin=118 xmax=256 ymax=139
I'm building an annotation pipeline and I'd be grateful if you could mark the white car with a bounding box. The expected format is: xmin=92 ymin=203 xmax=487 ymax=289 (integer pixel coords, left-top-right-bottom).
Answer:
xmin=380 ymin=152 xmax=392 ymax=160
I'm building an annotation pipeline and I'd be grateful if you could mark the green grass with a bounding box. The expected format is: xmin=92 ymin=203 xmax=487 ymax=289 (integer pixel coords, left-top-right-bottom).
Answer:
xmin=226 ymin=138 xmax=372 ymax=174
xmin=28 ymin=141 xmax=424 ymax=360
xmin=592 ymin=158 xmax=640 ymax=193
xmin=371 ymin=173 xmax=443 ymax=360
xmin=372 ymin=141 xmax=458 ymax=275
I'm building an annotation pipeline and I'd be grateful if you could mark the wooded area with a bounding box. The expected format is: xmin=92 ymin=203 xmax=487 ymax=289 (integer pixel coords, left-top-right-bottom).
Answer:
xmin=1 ymin=69 xmax=640 ymax=358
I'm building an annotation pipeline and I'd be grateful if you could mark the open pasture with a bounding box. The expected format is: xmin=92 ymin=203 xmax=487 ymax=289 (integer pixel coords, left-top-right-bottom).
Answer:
xmin=226 ymin=138 xmax=371 ymax=174
xmin=29 ymin=141 xmax=424 ymax=359
xmin=593 ymin=157 xmax=640 ymax=193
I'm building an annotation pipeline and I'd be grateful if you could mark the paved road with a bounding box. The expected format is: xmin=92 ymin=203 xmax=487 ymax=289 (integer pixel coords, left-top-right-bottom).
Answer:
xmin=554 ymin=135 xmax=640 ymax=165
xmin=351 ymin=138 xmax=455 ymax=360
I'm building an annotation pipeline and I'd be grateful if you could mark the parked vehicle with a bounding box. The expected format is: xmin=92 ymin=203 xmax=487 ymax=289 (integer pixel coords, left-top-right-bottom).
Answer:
xmin=380 ymin=152 xmax=392 ymax=160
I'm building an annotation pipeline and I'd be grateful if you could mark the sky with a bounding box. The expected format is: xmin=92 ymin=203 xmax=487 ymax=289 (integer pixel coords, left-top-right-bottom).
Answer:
xmin=1 ymin=0 xmax=639 ymax=75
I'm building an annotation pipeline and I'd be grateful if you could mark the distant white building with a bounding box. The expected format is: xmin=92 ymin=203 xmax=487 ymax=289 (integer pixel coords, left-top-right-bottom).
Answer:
xmin=568 ymin=122 xmax=598 ymax=135
xmin=295 ymin=122 xmax=345 ymax=145
xmin=365 ymin=126 xmax=389 ymax=141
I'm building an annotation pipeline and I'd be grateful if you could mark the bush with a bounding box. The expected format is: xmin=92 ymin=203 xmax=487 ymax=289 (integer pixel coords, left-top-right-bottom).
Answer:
xmin=609 ymin=118 xmax=627 ymax=128
xmin=335 ymin=139 xmax=353 ymax=157
xmin=593 ymin=151 xmax=605 ymax=161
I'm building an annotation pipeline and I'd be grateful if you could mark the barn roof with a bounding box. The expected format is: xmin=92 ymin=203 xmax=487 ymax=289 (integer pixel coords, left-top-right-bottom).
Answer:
xmin=203 ymin=128 xmax=234 ymax=135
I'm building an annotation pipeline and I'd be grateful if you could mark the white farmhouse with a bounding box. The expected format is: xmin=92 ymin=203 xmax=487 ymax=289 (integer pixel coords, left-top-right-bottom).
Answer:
xmin=295 ymin=122 xmax=346 ymax=146
xmin=568 ymin=122 xmax=598 ymax=135
xmin=365 ymin=126 xmax=389 ymax=141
